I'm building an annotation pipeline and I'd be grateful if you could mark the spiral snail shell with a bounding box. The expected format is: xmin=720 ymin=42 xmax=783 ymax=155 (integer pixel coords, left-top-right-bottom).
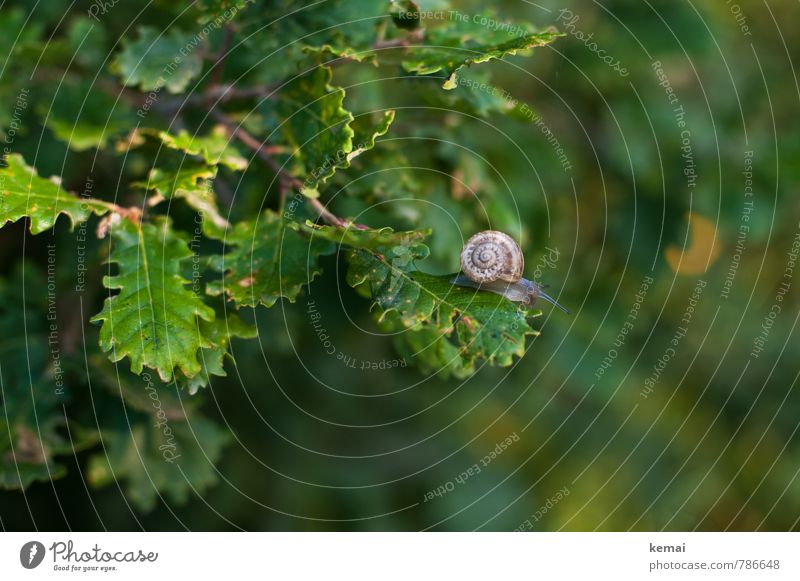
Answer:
xmin=453 ymin=230 xmax=569 ymax=313
xmin=460 ymin=230 xmax=524 ymax=284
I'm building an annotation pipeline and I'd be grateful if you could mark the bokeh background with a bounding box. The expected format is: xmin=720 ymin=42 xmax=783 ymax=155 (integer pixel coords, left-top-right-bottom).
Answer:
xmin=1 ymin=0 xmax=799 ymax=530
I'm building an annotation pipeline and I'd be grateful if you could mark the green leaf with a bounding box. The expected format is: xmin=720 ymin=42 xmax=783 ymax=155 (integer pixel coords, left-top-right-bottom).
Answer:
xmin=422 ymin=68 xmax=519 ymax=117
xmin=134 ymin=158 xmax=229 ymax=234
xmin=296 ymin=222 xmax=539 ymax=371
xmin=402 ymin=20 xmax=562 ymax=89
xmin=241 ymin=0 xmax=380 ymax=51
xmin=329 ymin=142 xmax=419 ymax=203
xmin=0 ymin=267 xmax=98 ymax=489
xmin=179 ymin=310 xmax=257 ymax=394
xmin=138 ymin=160 xmax=217 ymax=202
xmin=0 ymin=8 xmax=42 ymax=61
xmin=86 ymin=357 xmax=231 ymax=512
xmin=387 ymin=184 xmax=480 ymax=273
xmin=44 ymin=80 xmax=137 ymax=151
xmin=0 ymin=153 xmax=110 ymax=234
xmin=158 ymin=125 xmax=249 ymax=171
xmin=231 ymin=0 xmax=381 ymax=83
xmin=85 ymin=359 xmax=230 ymax=511
xmin=275 ymin=105 xmax=396 ymax=203
xmin=292 ymin=220 xmax=429 ymax=257
xmin=385 ymin=314 xmax=476 ymax=380
xmin=279 ymin=66 xmax=354 ymax=196
xmin=91 ymin=217 xmax=217 ymax=382
xmin=195 ymin=0 xmax=254 ymax=24
xmin=88 ymin=397 xmax=230 ymax=511
xmin=207 ymin=210 xmax=336 ymax=308
xmin=0 ymin=424 xmax=65 ymax=490
xmin=348 ymin=110 xmax=396 ymax=163
xmin=296 ymin=110 xmax=396 ymax=197
xmin=111 ymin=26 xmax=203 ymax=94
xmin=351 ymin=253 xmax=539 ymax=367
xmin=67 ymin=17 xmax=108 ymax=69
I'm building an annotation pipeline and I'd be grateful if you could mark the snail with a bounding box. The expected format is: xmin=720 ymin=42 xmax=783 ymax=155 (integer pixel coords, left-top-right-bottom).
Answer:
xmin=453 ymin=230 xmax=570 ymax=313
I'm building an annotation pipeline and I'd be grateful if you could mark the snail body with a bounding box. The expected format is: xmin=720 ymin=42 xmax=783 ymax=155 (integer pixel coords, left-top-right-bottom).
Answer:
xmin=455 ymin=231 xmax=569 ymax=313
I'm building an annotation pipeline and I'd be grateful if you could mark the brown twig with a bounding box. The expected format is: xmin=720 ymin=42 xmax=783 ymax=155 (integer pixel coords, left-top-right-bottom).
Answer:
xmin=372 ymin=37 xmax=412 ymax=49
xmin=307 ymin=198 xmax=350 ymax=228
xmin=211 ymin=109 xmax=295 ymax=183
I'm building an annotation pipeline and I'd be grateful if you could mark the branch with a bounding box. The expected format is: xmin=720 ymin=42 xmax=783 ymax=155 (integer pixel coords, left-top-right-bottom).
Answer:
xmin=91 ymin=66 xmax=366 ymax=230
xmin=210 ymin=109 xmax=352 ymax=228
xmin=373 ymin=38 xmax=412 ymax=49
xmin=307 ymin=198 xmax=351 ymax=229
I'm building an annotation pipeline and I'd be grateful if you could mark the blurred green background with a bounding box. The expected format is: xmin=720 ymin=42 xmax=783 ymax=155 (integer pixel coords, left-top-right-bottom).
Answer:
xmin=1 ymin=0 xmax=799 ymax=530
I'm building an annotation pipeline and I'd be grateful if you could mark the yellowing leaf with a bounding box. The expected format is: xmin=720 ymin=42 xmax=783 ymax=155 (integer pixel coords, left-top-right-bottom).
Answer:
xmin=666 ymin=212 xmax=721 ymax=275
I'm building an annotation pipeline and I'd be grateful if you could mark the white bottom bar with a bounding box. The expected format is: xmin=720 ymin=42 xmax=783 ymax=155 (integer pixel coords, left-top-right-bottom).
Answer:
xmin=1 ymin=532 xmax=797 ymax=579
